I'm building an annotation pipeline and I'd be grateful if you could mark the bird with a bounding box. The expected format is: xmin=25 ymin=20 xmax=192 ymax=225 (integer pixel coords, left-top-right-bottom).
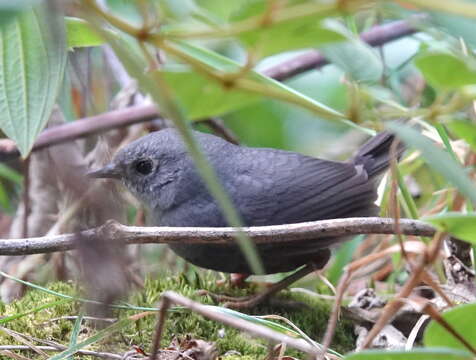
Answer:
xmin=88 ymin=128 xmax=401 ymax=307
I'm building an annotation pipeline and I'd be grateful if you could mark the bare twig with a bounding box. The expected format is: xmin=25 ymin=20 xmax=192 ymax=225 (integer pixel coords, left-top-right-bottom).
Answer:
xmin=0 ymin=17 xmax=423 ymax=161
xmin=149 ymin=296 xmax=171 ymax=360
xmin=0 ymin=217 xmax=436 ymax=256
xmin=359 ymin=232 xmax=446 ymax=349
xmin=21 ymin=157 xmax=30 ymax=238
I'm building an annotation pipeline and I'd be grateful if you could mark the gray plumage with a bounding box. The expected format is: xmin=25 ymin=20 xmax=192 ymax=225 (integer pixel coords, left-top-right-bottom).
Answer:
xmin=89 ymin=129 xmax=400 ymax=274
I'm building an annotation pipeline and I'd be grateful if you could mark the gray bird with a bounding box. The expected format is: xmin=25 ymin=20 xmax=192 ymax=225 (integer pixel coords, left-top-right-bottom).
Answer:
xmin=89 ymin=129 xmax=399 ymax=275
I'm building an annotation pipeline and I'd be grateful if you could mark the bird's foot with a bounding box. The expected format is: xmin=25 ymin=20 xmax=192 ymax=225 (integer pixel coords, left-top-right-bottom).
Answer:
xmin=215 ymin=273 xmax=250 ymax=288
xmin=197 ymin=263 xmax=319 ymax=309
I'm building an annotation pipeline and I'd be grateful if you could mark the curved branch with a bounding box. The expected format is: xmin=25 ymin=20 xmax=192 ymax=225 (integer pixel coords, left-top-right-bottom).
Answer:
xmin=0 ymin=17 xmax=423 ymax=161
xmin=0 ymin=217 xmax=436 ymax=256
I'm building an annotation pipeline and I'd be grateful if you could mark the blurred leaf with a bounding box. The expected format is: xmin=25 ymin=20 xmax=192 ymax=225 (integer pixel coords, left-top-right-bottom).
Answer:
xmin=0 ymin=163 xmax=22 ymax=183
xmin=49 ymin=316 xmax=146 ymax=360
xmin=162 ymin=40 xmax=345 ymax=120
xmin=161 ymin=65 xmax=260 ymax=119
xmin=415 ymin=52 xmax=476 ymax=89
xmin=196 ymin=0 xmax=242 ymax=20
xmin=105 ymin=0 xmax=142 ymax=25
xmin=66 ymin=17 xmax=106 ymax=48
xmin=237 ymin=16 xmax=345 ymax=57
xmin=424 ymin=212 xmax=476 ymax=244
xmin=387 ymin=122 xmax=476 ymax=204
xmin=67 ymin=312 xmax=83 ymax=360
xmin=424 ymin=303 xmax=476 ymax=352
xmin=0 ymin=0 xmax=38 ymax=25
xmin=344 ymin=348 xmax=473 ymax=360
xmin=446 ymin=120 xmax=476 ymax=151
xmin=0 ymin=182 xmax=9 ymax=210
xmin=327 ymin=235 xmax=362 ymax=285
xmin=320 ymin=20 xmax=383 ymax=83
xmin=0 ymin=299 xmax=72 ymax=325
xmin=404 ymin=0 xmax=476 ymax=18
xmin=0 ymin=5 xmax=67 ymax=157
xmin=430 ymin=12 xmax=476 ymax=49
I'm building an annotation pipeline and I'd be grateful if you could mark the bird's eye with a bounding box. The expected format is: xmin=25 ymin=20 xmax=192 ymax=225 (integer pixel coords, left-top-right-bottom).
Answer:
xmin=134 ymin=159 xmax=153 ymax=175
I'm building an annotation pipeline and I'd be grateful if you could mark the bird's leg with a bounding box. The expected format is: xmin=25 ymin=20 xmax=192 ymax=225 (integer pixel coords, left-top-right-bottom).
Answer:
xmin=201 ymin=262 xmax=320 ymax=309
xmin=216 ymin=273 xmax=250 ymax=287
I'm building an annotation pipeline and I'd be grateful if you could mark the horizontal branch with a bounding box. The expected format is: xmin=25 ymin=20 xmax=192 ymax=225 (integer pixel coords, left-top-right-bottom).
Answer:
xmin=0 ymin=17 xmax=422 ymax=161
xmin=0 ymin=217 xmax=436 ymax=256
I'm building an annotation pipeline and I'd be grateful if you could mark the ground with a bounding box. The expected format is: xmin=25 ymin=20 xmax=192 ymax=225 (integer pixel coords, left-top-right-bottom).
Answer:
xmin=0 ymin=272 xmax=355 ymax=359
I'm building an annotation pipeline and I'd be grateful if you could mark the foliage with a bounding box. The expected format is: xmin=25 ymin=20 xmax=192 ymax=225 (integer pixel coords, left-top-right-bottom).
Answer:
xmin=1 ymin=0 xmax=476 ymax=359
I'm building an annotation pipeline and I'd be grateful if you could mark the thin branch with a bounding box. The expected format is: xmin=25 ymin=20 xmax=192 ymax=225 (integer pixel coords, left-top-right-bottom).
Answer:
xmin=0 ymin=17 xmax=423 ymax=161
xmin=0 ymin=217 xmax=436 ymax=256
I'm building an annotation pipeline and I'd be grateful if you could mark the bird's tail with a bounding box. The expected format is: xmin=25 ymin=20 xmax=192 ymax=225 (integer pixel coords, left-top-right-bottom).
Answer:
xmin=352 ymin=131 xmax=404 ymax=178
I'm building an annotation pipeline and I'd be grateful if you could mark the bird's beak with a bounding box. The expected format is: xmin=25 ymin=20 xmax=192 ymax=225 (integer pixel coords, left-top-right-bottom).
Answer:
xmin=87 ymin=163 xmax=122 ymax=179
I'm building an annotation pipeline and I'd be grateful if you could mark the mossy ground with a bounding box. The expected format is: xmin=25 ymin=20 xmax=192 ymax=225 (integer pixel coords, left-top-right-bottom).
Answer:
xmin=0 ymin=272 xmax=355 ymax=359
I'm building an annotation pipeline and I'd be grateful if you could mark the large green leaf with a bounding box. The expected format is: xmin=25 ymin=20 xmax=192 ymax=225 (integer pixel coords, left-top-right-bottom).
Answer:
xmin=345 ymin=348 xmax=473 ymax=360
xmin=415 ymin=52 xmax=476 ymax=89
xmin=162 ymin=40 xmax=345 ymax=120
xmin=0 ymin=4 xmax=67 ymax=156
xmin=424 ymin=303 xmax=476 ymax=352
xmin=387 ymin=122 xmax=476 ymax=204
xmin=320 ymin=20 xmax=383 ymax=83
xmin=424 ymin=212 xmax=476 ymax=244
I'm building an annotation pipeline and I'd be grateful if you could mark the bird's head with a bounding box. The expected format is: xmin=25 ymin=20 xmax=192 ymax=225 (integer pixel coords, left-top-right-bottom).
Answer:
xmin=88 ymin=129 xmax=186 ymax=210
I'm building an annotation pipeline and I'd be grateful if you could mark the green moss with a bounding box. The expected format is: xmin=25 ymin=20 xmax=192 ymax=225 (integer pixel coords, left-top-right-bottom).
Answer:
xmin=0 ymin=273 xmax=354 ymax=359
xmin=0 ymin=282 xmax=78 ymax=344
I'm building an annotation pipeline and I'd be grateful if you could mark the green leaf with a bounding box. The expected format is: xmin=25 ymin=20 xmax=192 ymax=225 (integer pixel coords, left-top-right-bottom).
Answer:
xmin=49 ymin=317 xmax=138 ymax=360
xmin=446 ymin=120 xmax=476 ymax=152
xmin=415 ymin=52 xmax=476 ymax=89
xmin=424 ymin=303 xmax=476 ymax=352
xmin=320 ymin=20 xmax=383 ymax=83
xmin=344 ymin=348 xmax=473 ymax=360
xmin=387 ymin=122 xmax=476 ymax=204
xmin=65 ymin=17 xmax=105 ymax=48
xmin=163 ymin=40 xmax=345 ymax=120
xmin=423 ymin=212 xmax=476 ymax=244
xmin=0 ymin=4 xmax=67 ymax=157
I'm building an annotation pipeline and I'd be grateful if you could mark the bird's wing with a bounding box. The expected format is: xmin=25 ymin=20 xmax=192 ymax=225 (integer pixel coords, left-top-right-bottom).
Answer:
xmin=230 ymin=149 xmax=378 ymax=226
